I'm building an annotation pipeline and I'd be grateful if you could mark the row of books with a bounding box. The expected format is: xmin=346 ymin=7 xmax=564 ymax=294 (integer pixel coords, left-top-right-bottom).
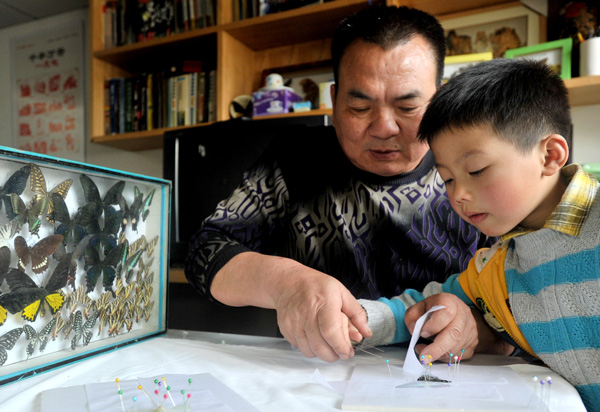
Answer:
xmin=103 ymin=70 xmax=216 ymax=135
xmin=103 ymin=0 xmax=216 ymax=48
xmin=233 ymin=0 xmax=323 ymax=21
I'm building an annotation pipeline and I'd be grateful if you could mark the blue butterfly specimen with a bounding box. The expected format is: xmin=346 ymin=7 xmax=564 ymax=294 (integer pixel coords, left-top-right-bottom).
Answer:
xmin=0 ymin=165 xmax=31 ymax=220
xmin=84 ymin=242 xmax=127 ymax=293
xmin=0 ymin=328 xmax=24 ymax=366
xmin=52 ymin=193 xmax=88 ymax=245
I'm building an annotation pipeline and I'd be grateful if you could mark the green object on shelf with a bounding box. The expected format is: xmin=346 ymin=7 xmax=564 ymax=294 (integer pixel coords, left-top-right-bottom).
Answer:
xmin=583 ymin=163 xmax=600 ymax=181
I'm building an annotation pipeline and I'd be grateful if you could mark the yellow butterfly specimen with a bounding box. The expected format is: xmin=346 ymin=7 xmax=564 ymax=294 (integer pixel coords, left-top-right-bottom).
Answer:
xmin=29 ymin=164 xmax=73 ymax=222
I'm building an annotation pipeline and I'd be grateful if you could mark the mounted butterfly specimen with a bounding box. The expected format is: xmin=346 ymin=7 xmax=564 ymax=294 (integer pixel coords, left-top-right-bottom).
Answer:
xmin=0 ymin=246 xmax=12 ymax=326
xmin=86 ymin=206 xmax=123 ymax=252
xmin=0 ymin=327 xmax=24 ymax=366
xmin=29 ymin=164 xmax=73 ymax=223
xmin=84 ymin=242 xmax=127 ymax=294
xmin=10 ymin=193 xmax=47 ymax=235
xmin=70 ymin=310 xmax=98 ymax=350
xmin=79 ymin=174 xmax=125 ymax=219
xmin=118 ymin=187 xmax=155 ymax=232
xmin=0 ymin=165 xmax=31 ymax=219
xmin=14 ymin=234 xmax=63 ymax=274
xmin=1 ymin=237 xmax=68 ymax=322
xmin=53 ymin=234 xmax=92 ymax=290
xmin=52 ymin=193 xmax=87 ymax=245
xmin=0 ymin=219 xmax=19 ymax=249
xmin=23 ymin=318 xmax=55 ymax=358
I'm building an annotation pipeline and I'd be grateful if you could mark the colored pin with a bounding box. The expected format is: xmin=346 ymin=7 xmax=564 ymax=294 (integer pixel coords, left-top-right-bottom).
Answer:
xmin=161 ymin=377 xmax=176 ymax=407
xmin=115 ymin=378 xmax=125 ymax=412
xmin=132 ymin=396 xmax=138 ymax=412
xmin=385 ymin=359 xmax=393 ymax=380
xmin=138 ymin=384 xmax=155 ymax=406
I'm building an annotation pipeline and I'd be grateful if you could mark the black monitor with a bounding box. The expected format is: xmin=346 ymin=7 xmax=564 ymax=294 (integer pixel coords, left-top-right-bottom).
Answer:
xmin=163 ymin=115 xmax=331 ymax=267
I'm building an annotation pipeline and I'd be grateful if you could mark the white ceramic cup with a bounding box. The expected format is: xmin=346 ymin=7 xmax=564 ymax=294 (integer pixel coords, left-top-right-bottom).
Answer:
xmin=265 ymin=73 xmax=284 ymax=89
xmin=580 ymin=37 xmax=600 ymax=76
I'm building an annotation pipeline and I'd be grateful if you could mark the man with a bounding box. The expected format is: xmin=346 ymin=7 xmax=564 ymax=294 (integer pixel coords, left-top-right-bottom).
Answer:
xmin=186 ymin=6 xmax=493 ymax=362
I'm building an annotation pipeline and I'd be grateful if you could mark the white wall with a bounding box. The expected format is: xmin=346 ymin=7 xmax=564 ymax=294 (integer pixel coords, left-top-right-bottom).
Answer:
xmin=0 ymin=9 xmax=163 ymax=179
xmin=0 ymin=9 xmax=597 ymax=177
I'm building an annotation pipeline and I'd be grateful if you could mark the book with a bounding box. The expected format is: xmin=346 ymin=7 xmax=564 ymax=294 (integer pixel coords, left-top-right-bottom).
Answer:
xmin=124 ymin=77 xmax=134 ymax=132
xmin=189 ymin=72 xmax=197 ymax=125
xmin=119 ymin=78 xmax=126 ymax=133
xmin=207 ymin=69 xmax=216 ymax=122
xmin=176 ymin=74 xmax=190 ymax=126
xmin=109 ymin=78 xmax=119 ymax=134
xmin=197 ymin=71 xmax=206 ymax=123
xmin=104 ymin=80 xmax=111 ymax=135
xmin=147 ymin=73 xmax=154 ymax=130
xmin=169 ymin=76 xmax=178 ymax=127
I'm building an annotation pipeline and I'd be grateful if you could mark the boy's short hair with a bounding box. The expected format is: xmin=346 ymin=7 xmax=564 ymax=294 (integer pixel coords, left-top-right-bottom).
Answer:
xmin=331 ymin=6 xmax=446 ymax=89
xmin=418 ymin=59 xmax=572 ymax=152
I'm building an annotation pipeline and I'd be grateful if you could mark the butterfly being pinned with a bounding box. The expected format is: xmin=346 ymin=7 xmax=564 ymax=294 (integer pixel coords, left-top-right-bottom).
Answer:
xmin=14 ymin=234 xmax=63 ymax=274
xmin=0 ymin=165 xmax=31 ymax=219
xmin=0 ymin=327 xmax=24 ymax=366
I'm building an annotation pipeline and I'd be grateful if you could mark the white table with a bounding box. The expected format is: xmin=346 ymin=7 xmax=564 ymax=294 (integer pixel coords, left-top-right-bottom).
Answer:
xmin=0 ymin=330 xmax=586 ymax=411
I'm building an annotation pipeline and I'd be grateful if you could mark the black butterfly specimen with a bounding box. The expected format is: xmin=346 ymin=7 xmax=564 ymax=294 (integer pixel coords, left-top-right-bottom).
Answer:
xmin=14 ymin=234 xmax=63 ymax=274
xmin=70 ymin=310 xmax=98 ymax=350
xmin=0 ymin=165 xmax=31 ymax=219
xmin=86 ymin=206 xmax=123 ymax=252
xmin=84 ymin=242 xmax=127 ymax=293
xmin=0 ymin=328 xmax=24 ymax=366
xmin=0 ymin=246 xmax=12 ymax=326
xmin=52 ymin=193 xmax=88 ymax=245
xmin=23 ymin=318 xmax=55 ymax=358
xmin=79 ymin=174 xmax=125 ymax=219
xmin=53 ymin=234 xmax=92 ymax=290
xmin=10 ymin=193 xmax=47 ymax=235
xmin=1 ymin=243 xmax=68 ymax=322
xmin=29 ymin=164 xmax=73 ymax=223
xmin=118 ymin=187 xmax=155 ymax=231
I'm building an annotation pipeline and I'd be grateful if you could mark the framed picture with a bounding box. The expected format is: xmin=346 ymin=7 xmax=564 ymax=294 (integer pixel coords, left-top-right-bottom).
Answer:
xmin=439 ymin=4 xmax=543 ymax=58
xmin=505 ymin=38 xmax=573 ymax=79
xmin=443 ymin=52 xmax=493 ymax=83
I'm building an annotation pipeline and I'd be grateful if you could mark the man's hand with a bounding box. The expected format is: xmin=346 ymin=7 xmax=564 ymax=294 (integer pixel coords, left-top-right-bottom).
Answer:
xmin=272 ymin=266 xmax=372 ymax=362
xmin=210 ymin=252 xmax=372 ymax=363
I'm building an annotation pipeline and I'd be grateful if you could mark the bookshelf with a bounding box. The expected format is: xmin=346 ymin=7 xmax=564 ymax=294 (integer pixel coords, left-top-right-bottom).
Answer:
xmin=90 ymin=0 xmax=600 ymax=151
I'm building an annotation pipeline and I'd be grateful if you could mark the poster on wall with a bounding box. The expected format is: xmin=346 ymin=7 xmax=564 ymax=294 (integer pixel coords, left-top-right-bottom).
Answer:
xmin=11 ymin=22 xmax=85 ymax=162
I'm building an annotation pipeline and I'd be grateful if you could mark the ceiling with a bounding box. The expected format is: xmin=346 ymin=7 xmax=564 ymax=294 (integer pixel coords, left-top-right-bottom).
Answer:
xmin=0 ymin=0 xmax=88 ymax=30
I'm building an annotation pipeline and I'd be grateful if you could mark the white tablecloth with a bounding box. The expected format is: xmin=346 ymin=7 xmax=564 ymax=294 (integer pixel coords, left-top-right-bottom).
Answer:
xmin=0 ymin=330 xmax=586 ymax=411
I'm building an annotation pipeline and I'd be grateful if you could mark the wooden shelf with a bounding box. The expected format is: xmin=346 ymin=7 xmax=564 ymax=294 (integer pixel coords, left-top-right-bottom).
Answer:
xmin=565 ymin=76 xmax=600 ymax=106
xmin=91 ymin=122 xmax=215 ymax=151
xmin=90 ymin=0 xmax=600 ymax=150
xmin=170 ymin=267 xmax=187 ymax=284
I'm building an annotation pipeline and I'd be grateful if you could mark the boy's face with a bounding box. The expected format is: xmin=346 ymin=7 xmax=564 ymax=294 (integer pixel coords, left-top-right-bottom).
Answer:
xmin=431 ymin=126 xmax=549 ymax=237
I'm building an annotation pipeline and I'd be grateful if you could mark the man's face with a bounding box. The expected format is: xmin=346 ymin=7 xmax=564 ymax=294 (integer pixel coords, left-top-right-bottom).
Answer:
xmin=331 ymin=37 xmax=438 ymax=176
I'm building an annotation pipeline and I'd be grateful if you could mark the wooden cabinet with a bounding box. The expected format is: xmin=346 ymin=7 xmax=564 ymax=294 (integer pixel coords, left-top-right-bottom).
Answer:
xmin=89 ymin=0 xmax=600 ymax=151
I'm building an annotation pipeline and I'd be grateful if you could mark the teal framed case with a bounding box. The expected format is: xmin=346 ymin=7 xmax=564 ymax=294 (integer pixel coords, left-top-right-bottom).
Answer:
xmin=0 ymin=146 xmax=170 ymax=385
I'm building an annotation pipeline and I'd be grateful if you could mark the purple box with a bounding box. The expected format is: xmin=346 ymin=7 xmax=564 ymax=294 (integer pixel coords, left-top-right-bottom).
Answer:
xmin=252 ymin=89 xmax=303 ymax=117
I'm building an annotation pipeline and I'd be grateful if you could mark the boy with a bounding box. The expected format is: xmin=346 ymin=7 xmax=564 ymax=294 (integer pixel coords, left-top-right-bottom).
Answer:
xmin=359 ymin=58 xmax=600 ymax=410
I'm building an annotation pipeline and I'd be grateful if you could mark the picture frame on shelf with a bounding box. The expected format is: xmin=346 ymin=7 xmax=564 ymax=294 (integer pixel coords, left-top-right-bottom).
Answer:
xmin=443 ymin=52 xmax=493 ymax=83
xmin=439 ymin=4 xmax=543 ymax=58
xmin=505 ymin=38 xmax=573 ymax=79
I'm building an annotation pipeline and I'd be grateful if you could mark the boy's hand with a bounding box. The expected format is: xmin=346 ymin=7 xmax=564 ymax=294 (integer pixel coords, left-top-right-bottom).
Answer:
xmin=405 ymin=293 xmax=479 ymax=362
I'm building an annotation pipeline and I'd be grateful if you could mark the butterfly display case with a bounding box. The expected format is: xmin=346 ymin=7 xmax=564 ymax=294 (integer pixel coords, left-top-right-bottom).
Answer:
xmin=0 ymin=147 xmax=170 ymax=385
